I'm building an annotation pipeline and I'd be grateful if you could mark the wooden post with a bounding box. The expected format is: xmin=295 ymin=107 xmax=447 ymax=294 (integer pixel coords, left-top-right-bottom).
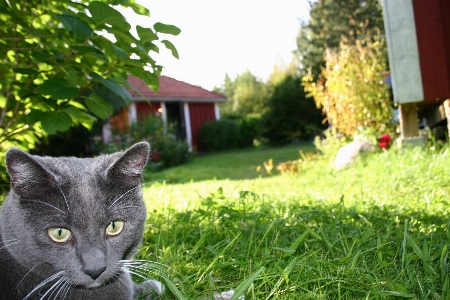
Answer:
xmin=399 ymin=103 xmax=419 ymax=138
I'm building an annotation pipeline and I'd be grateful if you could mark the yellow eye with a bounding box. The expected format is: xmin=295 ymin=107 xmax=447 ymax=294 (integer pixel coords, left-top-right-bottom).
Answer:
xmin=105 ymin=220 xmax=124 ymax=236
xmin=48 ymin=228 xmax=72 ymax=243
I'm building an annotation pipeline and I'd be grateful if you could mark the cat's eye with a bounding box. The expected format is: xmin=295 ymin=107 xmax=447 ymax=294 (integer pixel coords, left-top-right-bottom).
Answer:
xmin=48 ymin=227 xmax=72 ymax=243
xmin=105 ymin=220 xmax=124 ymax=236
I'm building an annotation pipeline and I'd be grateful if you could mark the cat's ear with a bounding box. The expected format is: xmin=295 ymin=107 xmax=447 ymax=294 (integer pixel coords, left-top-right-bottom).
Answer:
xmin=5 ymin=148 xmax=56 ymax=196
xmin=106 ymin=142 xmax=150 ymax=185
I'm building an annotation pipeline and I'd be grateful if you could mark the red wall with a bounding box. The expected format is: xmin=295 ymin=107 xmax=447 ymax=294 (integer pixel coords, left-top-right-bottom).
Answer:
xmin=136 ymin=102 xmax=161 ymax=121
xmin=412 ymin=0 xmax=450 ymax=101
xmin=189 ymin=103 xmax=216 ymax=151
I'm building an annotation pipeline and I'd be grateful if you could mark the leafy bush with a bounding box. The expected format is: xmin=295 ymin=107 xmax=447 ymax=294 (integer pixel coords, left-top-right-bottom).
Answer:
xmin=151 ymin=134 xmax=190 ymax=168
xmin=198 ymin=120 xmax=239 ymax=152
xmin=96 ymin=114 xmax=190 ymax=171
xmin=262 ymin=75 xmax=324 ymax=145
xmin=237 ymin=114 xmax=262 ymax=147
xmin=303 ymin=30 xmax=395 ymax=137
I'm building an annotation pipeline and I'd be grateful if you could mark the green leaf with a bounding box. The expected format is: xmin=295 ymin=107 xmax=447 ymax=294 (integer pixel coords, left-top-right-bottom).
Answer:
xmin=26 ymin=109 xmax=45 ymax=125
xmin=70 ymin=45 xmax=102 ymax=53
xmin=144 ymin=42 xmax=159 ymax=53
xmin=57 ymin=12 xmax=93 ymax=41
xmin=60 ymin=66 xmax=78 ymax=87
xmin=153 ymin=22 xmax=181 ymax=35
xmin=88 ymin=2 xmax=130 ymax=30
xmin=112 ymin=45 xmax=129 ymax=58
xmin=84 ymin=93 xmax=113 ymax=119
xmin=41 ymin=111 xmax=72 ymax=134
xmin=136 ymin=25 xmax=158 ymax=41
xmin=128 ymin=2 xmax=150 ymax=16
xmin=161 ymin=40 xmax=179 ymax=59
xmin=13 ymin=68 xmax=39 ymax=75
xmin=31 ymin=51 xmax=52 ymax=62
xmin=40 ymin=79 xmax=79 ymax=99
xmin=89 ymin=72 xmax=131 ymax=104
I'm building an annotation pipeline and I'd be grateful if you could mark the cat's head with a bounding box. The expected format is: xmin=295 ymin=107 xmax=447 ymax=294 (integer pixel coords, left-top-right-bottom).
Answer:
xmin=0 ymin=142 xmax=150 ymax=288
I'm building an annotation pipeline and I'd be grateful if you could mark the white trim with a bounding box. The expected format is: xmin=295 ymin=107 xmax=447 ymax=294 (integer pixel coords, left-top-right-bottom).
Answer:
xmin=128 ymin=102 xmax=137 ymax=124
xmin=102 ymin=122 xmax=112 ymax=143
xmin=160 ymin=102 xmax=167 ymax=134
xmin=183 ymin=102 xmax=193 ymax=152
xmin=383 ymin=0 xmax=423 ymax=104
xmin=214 ymin=102 xmax=221 ymax=120
xmin=160 ymin=102 xmax=167 ymax=123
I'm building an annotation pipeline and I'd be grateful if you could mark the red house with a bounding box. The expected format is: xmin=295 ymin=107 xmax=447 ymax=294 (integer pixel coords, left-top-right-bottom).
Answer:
xmin=103 ymin=75 xmax=227 ymax=151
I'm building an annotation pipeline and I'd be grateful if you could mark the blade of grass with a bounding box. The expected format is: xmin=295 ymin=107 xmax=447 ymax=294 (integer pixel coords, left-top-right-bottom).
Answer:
xmin=230 ymin=267 xmax=265 ymax=300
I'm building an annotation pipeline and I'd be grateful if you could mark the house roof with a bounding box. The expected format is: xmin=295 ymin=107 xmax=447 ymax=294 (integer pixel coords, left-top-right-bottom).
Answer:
xmin=127 ymin=75 xmax=227 ymax=103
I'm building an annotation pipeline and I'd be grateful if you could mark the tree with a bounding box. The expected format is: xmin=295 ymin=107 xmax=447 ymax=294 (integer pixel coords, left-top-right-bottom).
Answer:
xmin=215 ymin=71 xmax=268 ymax=115
xmin=0 ymin=0 xmax=179 ymax=170
xmin=303 ymin=31 xmax=394 ymax=137
xmin=296 ymin=0 xmax=384 ymax=77
xmin=263 ymin=74 xmax=324 ymax=146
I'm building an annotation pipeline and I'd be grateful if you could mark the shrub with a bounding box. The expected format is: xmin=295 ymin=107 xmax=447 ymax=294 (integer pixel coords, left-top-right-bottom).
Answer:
xmin=151 ymin=134 xmax=190 ymax=168
xmin=198 ymin=120 xmax=239 ymax=152
xmin=262 ymin=75 xmax=324 ymax=145
xmin=96 ymin=114 xmax=190 ymax=171
xmin=237 ymin=114 xmax=262 ymax=147
xmin=303 ymin=30 xmax=395 ymax=137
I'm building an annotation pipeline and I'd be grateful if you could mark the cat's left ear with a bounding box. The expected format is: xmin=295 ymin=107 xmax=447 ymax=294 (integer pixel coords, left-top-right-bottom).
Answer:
xmin=106 ymin=142 xmax=150 ymax=185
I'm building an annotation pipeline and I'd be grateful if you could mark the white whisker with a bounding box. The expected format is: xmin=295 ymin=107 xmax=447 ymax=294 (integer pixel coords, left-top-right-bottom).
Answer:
xmin=120 ymin=267 xmax=150 ymax=282
xmin=108 ymin=185 xmax=141 ymax=209
xmin=52 ymin=278 xmax=70 ymax=300
xmin=17 ymin=264 xmax=37 ymax=294
xmin=0 ymin=240 xmax=20 ymax=250
xmin=21 ymin=200 xmax=66 ymax=215
xmin=23 ymin=270 xmax=65 ymax=300
xmin=54 ymin=184 xmax=70 ymax=213
xmin=39 ymin=276 xmax=66 ymax=300
xmin=60 ymin=281 xmax=72 ymax=300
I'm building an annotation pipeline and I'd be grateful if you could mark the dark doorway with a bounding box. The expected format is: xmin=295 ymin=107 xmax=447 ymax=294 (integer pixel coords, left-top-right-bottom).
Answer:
xmin=165 ymin=102 xmax=186 ymax=140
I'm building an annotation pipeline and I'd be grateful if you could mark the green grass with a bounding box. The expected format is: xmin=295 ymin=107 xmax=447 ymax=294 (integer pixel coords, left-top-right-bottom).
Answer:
xmin=145 ymin=143 xmax=315 ymax=183
xmin=138 ymin=144 xmax=450 ymax=299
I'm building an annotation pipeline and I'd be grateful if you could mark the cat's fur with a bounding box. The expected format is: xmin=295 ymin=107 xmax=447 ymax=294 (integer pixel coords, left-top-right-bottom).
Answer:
xmin=0 ymin=142 xmax=162 ymax=300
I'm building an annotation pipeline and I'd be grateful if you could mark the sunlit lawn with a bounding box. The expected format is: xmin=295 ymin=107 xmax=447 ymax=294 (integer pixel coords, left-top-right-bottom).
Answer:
xmin=139 ymin=143 xmax=450 ymax=299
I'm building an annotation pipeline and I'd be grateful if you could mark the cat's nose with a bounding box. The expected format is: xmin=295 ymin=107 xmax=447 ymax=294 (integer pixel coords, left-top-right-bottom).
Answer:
xmin=84 ymin=266 xmax=106 ymax=280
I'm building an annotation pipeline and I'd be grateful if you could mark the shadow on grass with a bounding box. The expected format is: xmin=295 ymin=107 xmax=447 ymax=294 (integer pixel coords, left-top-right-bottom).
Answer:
xmin=139 ymin=190 xmax=450 ymax=299
xmin=144 ymin=143 xmax=317 ymax=184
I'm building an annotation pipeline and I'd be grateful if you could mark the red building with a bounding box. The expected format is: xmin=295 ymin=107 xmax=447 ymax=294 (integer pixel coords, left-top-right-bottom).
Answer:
xmin=104 ymin=75 xmax=227 ymax=151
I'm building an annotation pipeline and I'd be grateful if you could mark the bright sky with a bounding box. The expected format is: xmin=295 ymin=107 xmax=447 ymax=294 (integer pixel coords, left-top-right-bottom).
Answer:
xmin=123 ymin=1 xmax=310 ymax=90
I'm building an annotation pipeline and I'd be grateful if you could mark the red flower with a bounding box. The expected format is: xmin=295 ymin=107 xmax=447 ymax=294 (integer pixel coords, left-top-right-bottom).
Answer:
xmin=378 ymin=134 xmax=391 ymax=149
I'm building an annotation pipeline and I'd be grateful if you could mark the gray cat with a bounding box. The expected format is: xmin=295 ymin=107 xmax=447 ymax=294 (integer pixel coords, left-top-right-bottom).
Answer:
xmin=0 ymin=142 xmax=164 ymax=300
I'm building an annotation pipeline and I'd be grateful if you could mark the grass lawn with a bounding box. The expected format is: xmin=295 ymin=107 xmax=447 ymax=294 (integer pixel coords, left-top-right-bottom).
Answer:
xmin=139 ymin=143 xmax=450 ymax=299
xmin=144 ymin=142 xmax=315 ymax=183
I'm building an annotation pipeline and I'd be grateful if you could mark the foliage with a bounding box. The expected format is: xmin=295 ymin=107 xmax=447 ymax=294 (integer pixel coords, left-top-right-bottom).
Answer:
xmin=215 ymin=71 xmax=268 ymax=115
xmin=0 ymin=0 xmax=179 ymax=181
xmin=96 ymin=114 xmax=190 ymax=171
xmin=140 ymin=144 xmax=450 ymax=299
xmin=303 ymin=31 xmax=395 ymax=137
xmin=295 ymin=0 xmax=385 ymax=77
xmin=236 ymin=114 xmax=262 ymax=148
xmin=222 ymin=112 xmax=263 ymax=148
xmin=197 ymin=119 xmax=239 ymax=152
xmin=262 ymin=74 xmax=324 ymax=145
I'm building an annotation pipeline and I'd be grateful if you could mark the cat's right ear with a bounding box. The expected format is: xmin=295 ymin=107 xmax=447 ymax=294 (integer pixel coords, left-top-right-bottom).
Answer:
xmin=106 ymin=142 xmax=150 ymax=186
xmin=5 ymin=148 xmax=55 ymax=196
